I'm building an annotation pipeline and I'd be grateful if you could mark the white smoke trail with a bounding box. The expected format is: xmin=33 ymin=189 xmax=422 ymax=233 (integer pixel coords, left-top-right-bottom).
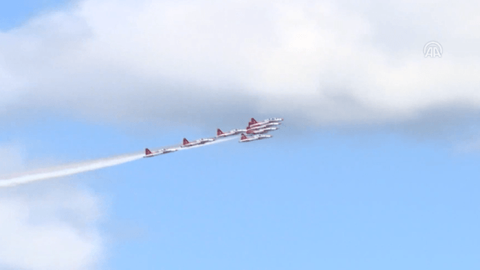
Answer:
xmin=0 ymin=135 xmax=240 ymax=188
xmin=0 ymin=153 xmax=144 ymax=188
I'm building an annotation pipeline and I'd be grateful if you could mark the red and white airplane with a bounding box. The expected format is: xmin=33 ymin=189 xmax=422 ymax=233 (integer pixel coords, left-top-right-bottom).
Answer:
xmin=181 ymin=137 xmax=215 ymax=148
xmin=216 ymin=128 xmax=246 ymax=138
xmin=144 ymin=148 xmax=177 ymax=158
xmin=248 ymin=117 xmax=283 ymax=128
xmin=239 ymin=133 xmax=272 ymax=143
xmin=246 ymin=123 xmax=280 ymax=131
xmin=246 ymin=127 xmax=278 ymax=134
xmin=248 ymin=122 xmax=280 ymax=130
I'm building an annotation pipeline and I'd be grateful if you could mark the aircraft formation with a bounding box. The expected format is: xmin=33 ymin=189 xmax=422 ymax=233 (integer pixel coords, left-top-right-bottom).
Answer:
xmin=144 ymin=117 xmax=283 ymax=158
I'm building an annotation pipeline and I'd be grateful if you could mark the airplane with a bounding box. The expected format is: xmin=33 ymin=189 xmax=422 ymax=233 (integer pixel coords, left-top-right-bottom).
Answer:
xmin=216 ymin=128 xmax=246 ymax=138
xmin=181 ymin=137 xmax=215 ymax=148
xmin=144 ymin=148 xmax=177 ymax=158
xmin=239 ymin=133 xmax=272 ymax=143
xmin=248 ymin=119 xmax=282 ymax=128
xmin=248 ymin=117 xmax=283 ymax=127
xmin=246 ymin=124 xmax=268 ymax=130
xmin=246 ymin=127 xmax=278 ymax=134
xmin=247 ymin=122 xmax=280 ymax=130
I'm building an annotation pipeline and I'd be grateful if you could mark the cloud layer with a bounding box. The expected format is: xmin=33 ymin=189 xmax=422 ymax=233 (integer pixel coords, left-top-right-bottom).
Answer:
xmin=1 ymin=0 xmax=479 ymax=128
xmin=0 ymin=144 xmax=103 ymax=270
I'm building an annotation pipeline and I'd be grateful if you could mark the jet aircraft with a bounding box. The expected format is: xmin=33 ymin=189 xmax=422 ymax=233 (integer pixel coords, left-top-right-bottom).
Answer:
xmin=247 ymin=123 xmax=280 ymax=131
xmin=216 ymin=128 xmax=246 ymax=138
xmin=181 ymin=137 xmax=215 ymax=148
xmin=246 ymin=127 xmax=278 ymax=134
xmin=239 ymin=133 xmax=272 ymax=143
xmin=248 ymin=117 xmax=284 ymax=127
xmin=144 ymin=148 xmax=177 ymax=158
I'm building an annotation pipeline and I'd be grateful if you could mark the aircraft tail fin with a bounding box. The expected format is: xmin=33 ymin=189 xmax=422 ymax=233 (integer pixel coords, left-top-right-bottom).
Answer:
xmin=183 ymin=138 xmax=189 ymax=145
xmin=241 ymin=134 xmax=247 ymax=140
xmin=217 ymin=129 xmax=224 ymax=136
xmin=145 ymin=148 xmax=152 ymax=155
xmin=251 ymin=118 xmax=258 ymax=124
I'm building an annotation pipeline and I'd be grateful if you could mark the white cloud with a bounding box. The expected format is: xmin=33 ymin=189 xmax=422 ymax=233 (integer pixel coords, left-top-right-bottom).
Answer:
xmin=1 ymin=0 xmax=480 ymax=127
xmin=0 ymin=143 xmax=25 ymax=174
xmin=0 ymin=144 xmax=103 ymax=270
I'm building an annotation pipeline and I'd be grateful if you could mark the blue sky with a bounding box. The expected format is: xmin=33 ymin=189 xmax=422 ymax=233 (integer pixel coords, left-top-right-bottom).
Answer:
xmin=1 ymin=1 xmax=480 ymax=270
xmin=4 ymin=116 xmax=480 ymax=270
xmin=0 ymin=0 xmax=70 ymax=30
